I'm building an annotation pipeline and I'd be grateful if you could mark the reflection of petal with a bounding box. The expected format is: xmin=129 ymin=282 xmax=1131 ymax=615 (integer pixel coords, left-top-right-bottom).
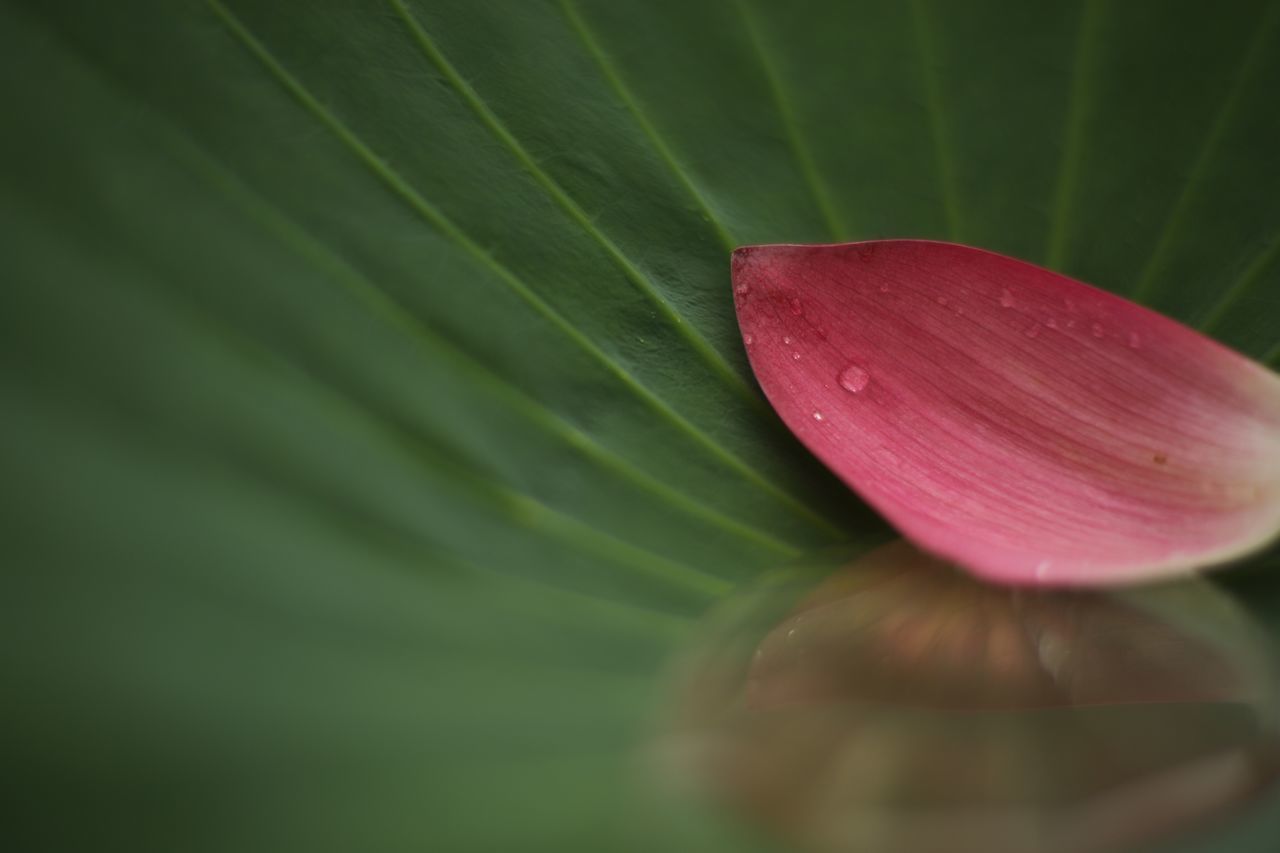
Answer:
xmin=660 ymin=542 xmax=1280 ymax=853
xmin=732 ymin=241 xmax=1280 ymax=585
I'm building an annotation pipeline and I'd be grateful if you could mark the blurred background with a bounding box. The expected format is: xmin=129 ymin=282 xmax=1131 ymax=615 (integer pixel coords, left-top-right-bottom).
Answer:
xmin=4 ymin=0 xmax=1280 ymax=850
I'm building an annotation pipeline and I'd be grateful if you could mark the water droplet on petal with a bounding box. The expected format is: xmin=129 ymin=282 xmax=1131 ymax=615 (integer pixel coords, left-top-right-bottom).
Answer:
xmin=1091 ymin=323 xmax=1105 ymax=339
xmin=790 ymin=297 xmax=804 ymax=316
xmin=999 ymin=288 xmax=1015 ymax=308
xmin=812 ymin=411 xmax=824 ymax=421
xmin=743 ymin=333 xmax=754 ymax=346
xmin=791 ymin=351 xmax=802 ymax=361
xmin=839 ymin=364 xmax=870 ymax=393
xmin=782 ymin=336 xmax=793 ymax=345
xmin=735 ymin=281 xmax=750 ymax=295
xmin=1128 ymin=332 xmax=1142 ymax=349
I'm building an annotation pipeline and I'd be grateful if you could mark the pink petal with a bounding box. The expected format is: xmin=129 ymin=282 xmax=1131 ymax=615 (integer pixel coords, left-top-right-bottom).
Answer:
xmin=733 ymin=240 xmax=1280 ymax=585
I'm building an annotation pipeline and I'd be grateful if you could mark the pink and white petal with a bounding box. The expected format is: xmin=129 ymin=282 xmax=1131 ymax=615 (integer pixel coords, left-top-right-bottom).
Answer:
xmin=733 ymin=240 xmax=1280 ymax=585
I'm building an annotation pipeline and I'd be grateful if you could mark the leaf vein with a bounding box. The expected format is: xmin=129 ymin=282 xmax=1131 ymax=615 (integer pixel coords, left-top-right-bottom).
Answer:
xmin=192 ymin=143 xmax=804 ymax=558
xmin=389 ymin=0 xmax=760 ymax=405
xmin=735 ymin=0 xmax=848 ymax=240
xmin=1046 ymin=0 xmax=1104 ymax=270
xmin=908 ymin=0 xmax=962 ymax=242
xmin=1198 ymin=235 xmax=1280 ymax=333
xmin=558 ymin=0 xmax=738 ymax=252
xmin=205 ymin=0 xmax=844 ymax=536
xmin=1131 ymin=4 xmax=1280 ymax=300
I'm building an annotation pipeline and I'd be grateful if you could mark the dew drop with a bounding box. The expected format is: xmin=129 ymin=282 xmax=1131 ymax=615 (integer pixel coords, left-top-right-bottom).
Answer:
xmin=790 ymin=297 xmax=804 ymax=316
xmin=734 ymin=281 xmax=750 ymax=295
xmin=743 ymin=332 xmax=754 ymax=346
xmin=1128 ymin=332 xmax=1142 ymax=349
xmin=1091 ymin=322 xmax=1105 ymax=339
xmin=812 ymin=411 xmax=824 ymax=421
xmin=999 ymin=288 xmax=1014 ymax=308
xmin=838 ymin=363 xmax=870 ymax=393
xmin=782 ymin=335 xmax=794 ymax=345
xmin=791 ymin=351 xmax=802 ymax=361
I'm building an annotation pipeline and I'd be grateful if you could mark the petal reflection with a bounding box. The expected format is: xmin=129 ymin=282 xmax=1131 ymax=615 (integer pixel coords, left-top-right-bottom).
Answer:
xmin=660 ymin=542 xmax=1280 ymax=853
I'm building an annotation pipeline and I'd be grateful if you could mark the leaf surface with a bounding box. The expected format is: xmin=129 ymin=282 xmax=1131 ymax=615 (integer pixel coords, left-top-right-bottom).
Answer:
xmin=5 ymin=0 xmax=1280 ymax=850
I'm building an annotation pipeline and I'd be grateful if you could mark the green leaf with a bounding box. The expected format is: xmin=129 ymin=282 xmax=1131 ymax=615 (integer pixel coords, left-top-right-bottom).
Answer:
xmin=3 ymin=0 xmax=1280 ymax=850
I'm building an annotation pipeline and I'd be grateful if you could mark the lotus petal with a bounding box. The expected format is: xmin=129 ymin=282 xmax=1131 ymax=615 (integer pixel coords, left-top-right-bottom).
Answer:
xmin=732 ymin=240 xmax=1280 ymax=585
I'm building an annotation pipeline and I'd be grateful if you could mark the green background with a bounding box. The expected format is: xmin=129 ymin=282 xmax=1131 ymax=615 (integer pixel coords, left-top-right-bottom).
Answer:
xmin=4 ymin=0 xmax=1280 ymax=850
